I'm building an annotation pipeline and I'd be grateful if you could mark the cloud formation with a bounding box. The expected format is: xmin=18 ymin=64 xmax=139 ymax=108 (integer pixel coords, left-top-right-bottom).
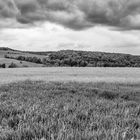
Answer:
xmin=1 ymin=0 xmax=140 ymax=30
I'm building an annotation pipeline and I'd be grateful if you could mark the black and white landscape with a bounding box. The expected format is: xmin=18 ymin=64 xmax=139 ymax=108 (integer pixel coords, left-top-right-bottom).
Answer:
xmin=0 ymin=0 xmax=140 ymax=140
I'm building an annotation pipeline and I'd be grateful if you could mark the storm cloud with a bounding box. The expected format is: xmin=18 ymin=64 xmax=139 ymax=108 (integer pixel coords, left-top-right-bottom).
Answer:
xmin=1 ymin=0 xmax=140 ymax=30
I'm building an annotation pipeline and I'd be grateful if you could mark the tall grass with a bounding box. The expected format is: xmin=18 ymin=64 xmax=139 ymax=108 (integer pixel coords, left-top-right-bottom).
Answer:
xmin=0 ymin=81 xmax=140 ymax=140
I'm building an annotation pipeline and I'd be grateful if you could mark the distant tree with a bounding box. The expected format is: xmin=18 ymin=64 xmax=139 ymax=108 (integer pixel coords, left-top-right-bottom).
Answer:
xmin=42 ymin=58 xmax=47 ymax=64
xmin=0 ymin=63 xmax=6 ymax=68
xmin=79 ymin=60 xmax=88 ymax=67
xmin=1 ymin=63 xmax=6 ymax=68
xmin=17 ymin=56 xmax=25 ymax=61
xmin=9 ymin=62 xmax=18 ymax=68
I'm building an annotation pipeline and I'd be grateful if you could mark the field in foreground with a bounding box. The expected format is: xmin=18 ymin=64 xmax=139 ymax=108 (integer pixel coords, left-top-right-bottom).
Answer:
xmin=0 ymin=81 xmax=140 ymax=140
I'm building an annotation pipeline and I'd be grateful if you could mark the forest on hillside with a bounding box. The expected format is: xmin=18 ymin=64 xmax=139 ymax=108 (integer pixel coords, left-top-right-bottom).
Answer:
xmin=5 ymin=50 xmax=140 ymax=67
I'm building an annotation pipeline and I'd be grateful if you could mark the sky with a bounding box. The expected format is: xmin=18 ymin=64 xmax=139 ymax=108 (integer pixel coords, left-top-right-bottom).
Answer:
xmin=0 ymin=0 xmax=140 ymax=54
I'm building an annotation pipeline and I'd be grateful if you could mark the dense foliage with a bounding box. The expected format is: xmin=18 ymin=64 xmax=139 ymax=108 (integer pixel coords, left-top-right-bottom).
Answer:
xmin=8 ymin=62 xmax=18 ymax=68
xmin=0 ymin=63 xmax=19 ymax=68
xmin=5 ymin=55 xmax=42 ymax=64
xmin=44 ymin=50 xmax=140 ymax=67
xmin=0 ymin=63 xmax=6 ymax=68
xmin=5 ymin=50 xmax=140 ymax=67
xmin=0 ymin=81 xmax=140 ymax=140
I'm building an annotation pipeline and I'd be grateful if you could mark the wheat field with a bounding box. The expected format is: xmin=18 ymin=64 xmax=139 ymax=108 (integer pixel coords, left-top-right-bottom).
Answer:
xmin=0 ymin=81 xmax=140 ymax=140
xmin=1 ymin=67 xmax=140 ymax=84
xmin=0 ymin=68 xmax=140 ymax=139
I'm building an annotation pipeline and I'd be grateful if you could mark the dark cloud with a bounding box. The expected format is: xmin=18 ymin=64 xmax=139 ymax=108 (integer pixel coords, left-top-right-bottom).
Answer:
xmin=0 ymin=0 xmax=18 ymax=18
xmin=0 ymin=0 xmax=140 ymax=30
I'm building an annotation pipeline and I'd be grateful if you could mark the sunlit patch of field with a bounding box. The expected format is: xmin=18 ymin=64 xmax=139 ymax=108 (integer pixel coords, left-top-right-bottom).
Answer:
xmin=0 ymin=81 xmax=140 ymax=140
xmin=1 ymin=67 xmax=140 ymax=84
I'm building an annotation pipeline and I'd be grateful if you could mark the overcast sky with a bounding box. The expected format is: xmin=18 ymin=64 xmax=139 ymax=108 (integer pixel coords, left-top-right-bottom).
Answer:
xmin=0 ymin=0 xmax=140 ymax=54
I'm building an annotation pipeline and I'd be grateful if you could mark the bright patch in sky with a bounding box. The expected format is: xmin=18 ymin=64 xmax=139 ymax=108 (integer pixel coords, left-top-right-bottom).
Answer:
xmin=0 ymin=22 xmax=140 ymax=55
xmin=1 ymin=0 xmax=140 ymax=54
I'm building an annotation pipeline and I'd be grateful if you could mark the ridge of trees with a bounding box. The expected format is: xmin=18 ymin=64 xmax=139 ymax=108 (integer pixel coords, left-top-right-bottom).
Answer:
xmin=4 ymin=50 xmax=140 ymax=67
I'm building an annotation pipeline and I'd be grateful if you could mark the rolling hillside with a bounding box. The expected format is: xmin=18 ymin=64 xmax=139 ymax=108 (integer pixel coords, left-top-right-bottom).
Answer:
xmin=1 ymin=47 xmax=140 ymax=67
xmin=0 ymin=47 xmax=45 ymax=68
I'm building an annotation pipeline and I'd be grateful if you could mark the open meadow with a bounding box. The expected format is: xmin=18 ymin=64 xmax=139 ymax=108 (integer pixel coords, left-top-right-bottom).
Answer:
xmin=0 ymin=67 xmax=140 ymax=140
xmin=1 ymin=67 xmax=140 ymax=84
xmin=0 ymin=80 xmax=140 ymax=140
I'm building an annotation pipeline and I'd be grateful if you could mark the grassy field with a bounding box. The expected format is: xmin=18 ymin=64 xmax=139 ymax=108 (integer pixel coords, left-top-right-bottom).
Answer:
xmin=0 ymin=48 xmax=45 ymax=68
xmin=1 ymin=67 xmax=140 ymax=84
xmin=0 ymin=80 xmax=140 ymax=140
xmin=0 ymin=58 xmax=44 ymax=68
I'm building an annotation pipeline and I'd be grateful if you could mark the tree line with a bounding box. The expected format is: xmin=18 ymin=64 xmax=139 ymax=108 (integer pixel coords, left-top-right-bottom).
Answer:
xmin=0 ymin=62 xmax=18 ymax=68
xmin=4 ymin=50 xmax=140 ymax=67
xmin=0 ymin=64 xmax=6 ymax=68
xmin=5 ymin=55 xmax=42 ymax=64
xmin=43 ymin=50 xmax=140 ymax=67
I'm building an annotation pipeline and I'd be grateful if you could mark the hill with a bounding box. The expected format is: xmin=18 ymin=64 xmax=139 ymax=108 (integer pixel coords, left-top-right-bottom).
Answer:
xmin=1 ymin=47 xmax=140 ymax=67
xmin=0 ymin=47 xmax=45 ymax=68
xmin=41 ymin=50 xmax=140 ymax=67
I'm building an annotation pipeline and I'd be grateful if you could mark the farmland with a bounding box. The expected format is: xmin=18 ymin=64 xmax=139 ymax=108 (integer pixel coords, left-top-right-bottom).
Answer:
xmin=1 ymin=51 xmax=140 ymax=139
xmin=1 ymin=67 xmax=140 ymax=84
xmin=0 ymin=47 xmax=45 ymax=68
xmin=1 ymin=47 xmax=140 ymax=68
xmin=0 ymin=80 xmax=140 ymax=140
xmin=0 ymin=67 xmax=140 ymax=139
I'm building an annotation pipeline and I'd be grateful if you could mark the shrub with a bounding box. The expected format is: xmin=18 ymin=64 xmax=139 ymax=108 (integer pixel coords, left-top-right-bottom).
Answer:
xmin=99 ymin=91 xmax=119 ymax=100
xmin=0 ymin=63 xmax=6 ymax=68
xmin=8 ymin=62 xmax=18 ymax=68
